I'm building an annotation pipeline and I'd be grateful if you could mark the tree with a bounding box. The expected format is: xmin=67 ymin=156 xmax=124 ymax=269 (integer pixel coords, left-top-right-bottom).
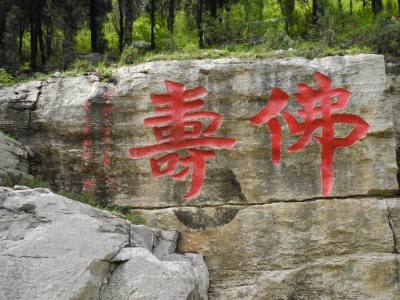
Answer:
xmin=29 ymin=0 xmax=39 ymax=71
xmin=312 ymin=0 xmax=325 ymax=25
xmin=196 ymin=0 xmax=204 ymax=48
xmin=37 ymin=0 xmax=46 ymax=66
xmin=89 ymin=0 xmax=112 ymax=53
xmin=150 ymin=0 xmax=156 ymax=50
xmin=0 ymin=1 xmax=7 ymax=52
xmin=338 ymin=0 xmax=343 ymax=11
xmin=372 ymin=0 xmax=383 ymax=14
xmin=124 ymin=0 xmax=141 ymax=46
xmin=112 ymin=0 xmax=125 ymax=53
xmin=2 ymin=2 xmax=23 ymax=72
xmin=124 ymin=0 xmax=135 ymax=46
xmin=113 ymin=0 xmax=142 ymax=52
xmin=167 ymin=0 xmax=175 ymax=32
xmin=55 ymin=0 xmax=87 ymax=68
xmin=43 ymin=0 xmax=55 ymax=60
xmin=278 ymin=0 xmax=295 ymax=36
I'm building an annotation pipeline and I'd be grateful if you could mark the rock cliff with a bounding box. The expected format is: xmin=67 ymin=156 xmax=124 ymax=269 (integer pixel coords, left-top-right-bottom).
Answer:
xmin=1 ymin=54 xmax=399 ymax=299
xmin=0 ymin=131 xmax=30 ymax=182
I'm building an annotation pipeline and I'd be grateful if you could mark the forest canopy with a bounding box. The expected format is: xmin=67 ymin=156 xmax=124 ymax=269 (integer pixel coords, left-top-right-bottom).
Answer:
xmin=0 ymin=0 xmax=399 ymax=81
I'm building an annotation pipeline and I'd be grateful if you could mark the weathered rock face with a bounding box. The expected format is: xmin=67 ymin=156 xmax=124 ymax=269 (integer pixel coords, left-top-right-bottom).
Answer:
xmin=113 ymin=54 xmax=397 ymax=205
xmin=136 ymin=198 xmax=400 ymax=299
xmin=0 ymin=54 xmax=399 ymax=299
xmin=0 ymin=186 xmax=208 ymax=300
xmin=0 ymin=55 xmax=396 ymax=204
xmin=0 ymin=132 xmax=30 ymax=182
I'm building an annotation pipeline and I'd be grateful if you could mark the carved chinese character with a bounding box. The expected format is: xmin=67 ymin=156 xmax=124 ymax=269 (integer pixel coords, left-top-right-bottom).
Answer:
xmin=250 ymin=72 xmax=369 ymax=196
xmin=129 ymin=80 xmax=236 ymax=201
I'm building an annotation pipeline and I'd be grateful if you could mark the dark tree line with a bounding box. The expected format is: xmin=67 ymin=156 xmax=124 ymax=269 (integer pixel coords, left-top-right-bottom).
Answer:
xmin=0 ymin=0 xmax=113 ymax=71
xmin=0 ymin=0 xmax=397 ymax=74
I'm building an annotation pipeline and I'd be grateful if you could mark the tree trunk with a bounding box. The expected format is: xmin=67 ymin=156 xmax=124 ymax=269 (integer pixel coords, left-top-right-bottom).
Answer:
xmin=124 ymin=0 xmax=133 ymax=46
xmin=89 ymin=0 xmax=99 ymax=52
xmin=46 ymin=25 xmax=52 ymax=59
xmin=210 ymin=0 xmax=217 ymax=18
xmin=349 ymin=0 xmax=353 ymax=15
xmin=312 ymin=0 xmax=319 ymax=25
xmin=30 ymin=0 xmax=38 ymax=71
xmin=0 ymin=9 xmax=6 ymax=50
xmin=372 ymin=0 xmax=383 ymax=14
xmin=150 ymin=0 xmax=156 ymax=50
xmin=19 ymin=21 xmax=24 ymax=64
xmin=167 ymin=0 xmax=175 ymax=32
xmin=37 ymin=0 xmax=46 ymax=67
xmin=278 ymin=0 xmax=295 ymax=36
xmin=196 ymin=0 xmax=204 ymax=49
xmin=244 ymin=0 xmax=250 ymax=41
xmin=363 ymin=0 xmax=366 ymax=9
xmin=338 ymin=0 xmax=343 ymax=11
xmin=117 ymin=0 xmax=124 ymax=53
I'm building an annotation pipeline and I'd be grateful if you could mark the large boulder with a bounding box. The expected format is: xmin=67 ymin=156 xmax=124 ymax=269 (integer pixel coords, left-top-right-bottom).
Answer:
xmin=0 ymin=187 xmax=208 ymax=300
xmin=0 ymin=54 xmax=399 ymax=299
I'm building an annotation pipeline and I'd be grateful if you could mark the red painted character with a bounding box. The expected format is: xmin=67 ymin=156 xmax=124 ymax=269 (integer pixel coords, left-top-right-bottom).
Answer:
xmin=250 ymin=72 xmax=369 ymax=196
xmin=128 ymin=80 xmax=237 ymax=201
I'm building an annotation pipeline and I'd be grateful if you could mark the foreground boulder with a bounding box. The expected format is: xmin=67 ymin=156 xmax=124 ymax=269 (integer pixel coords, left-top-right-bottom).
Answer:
xmin=0 ymin=187 xmax=208 ymax=300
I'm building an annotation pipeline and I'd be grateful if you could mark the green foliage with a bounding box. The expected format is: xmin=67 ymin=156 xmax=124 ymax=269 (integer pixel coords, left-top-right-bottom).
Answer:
xmin=95 ymin=61 xmax=117 ymax=82
xmin=372 ymin=14 xmax=400 ymax=57
xmin=0 ymin=68 xmax=15 ymax=86
xmin=0 ymin=176 xmax=14 ymax=187
xmin=62 ymin=59 xmax=116 ymax=82
xmin=0 ymin=129 xmax=17 ymax=139
xmin=69 ymin=59 xmax=96 ymax=73
xmin=106 ymin=206 xmax=145 ymax=224
xmin=0 ymin=175 xmax=49 ymax=188
xmin=59 ymin=190 xmax=144 ymax=224
xmin=18 ymin=177 xmax=50 ymax=189
xmin=120 ymin=46 xmax=139 ymax=64
xmin=59 ymin=190 xmax=99 ymax=207
xmin=1 ymin=0 xmax=400 ymax=81
xmin=76 ymin=28 xmax=92 ymax=54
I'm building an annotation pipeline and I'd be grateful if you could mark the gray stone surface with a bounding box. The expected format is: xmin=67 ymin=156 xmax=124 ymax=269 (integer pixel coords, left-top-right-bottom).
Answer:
xmin=0 ymin=54 xmax=399 ymax=299
xmin=102 ymin=248 xmax=208 ymax=300
xmin=114 ymin=54 xmax=397 ymax=206
xmin=0 ymin=131 xmax=30 ymax=182
xmin=0 ymin=81 xmax=41 ymax=142
xmin=134 ymin=197 xmax=400 ymax=299
xmin=0 ymin=54 xmax=396 ymax=206
xmin=0 ymin=187 xmax=208 ymax=300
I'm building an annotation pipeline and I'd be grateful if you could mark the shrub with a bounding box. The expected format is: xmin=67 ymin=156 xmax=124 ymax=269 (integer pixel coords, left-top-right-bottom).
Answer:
xmin=0 ymin=68 xmax=15 ymax=86
xmin=120 ymin=46 xmax=139 ymax=65
xmin=372 ymin=14 xmax=400 ymax=57
xmin=70 ymin=59 xmax=96 ymax=74
xmin=18 ymin=177 xmax=50 ymax=188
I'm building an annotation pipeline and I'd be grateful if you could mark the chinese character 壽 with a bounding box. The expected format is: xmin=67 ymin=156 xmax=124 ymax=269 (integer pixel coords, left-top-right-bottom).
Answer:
xmin=128 ymin=80 xmax=237 ymax=201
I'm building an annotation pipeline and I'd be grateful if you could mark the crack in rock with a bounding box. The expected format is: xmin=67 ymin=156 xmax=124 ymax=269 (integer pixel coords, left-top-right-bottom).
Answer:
xmin=386 ymin=199 xmax=399 ymax=254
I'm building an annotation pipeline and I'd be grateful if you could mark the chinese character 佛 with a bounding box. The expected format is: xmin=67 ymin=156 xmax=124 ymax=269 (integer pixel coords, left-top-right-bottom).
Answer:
xmin=128 ymin=81 xmax=237 ymax=201
xmin=250 ymin=72 xmax=369 ymax=196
